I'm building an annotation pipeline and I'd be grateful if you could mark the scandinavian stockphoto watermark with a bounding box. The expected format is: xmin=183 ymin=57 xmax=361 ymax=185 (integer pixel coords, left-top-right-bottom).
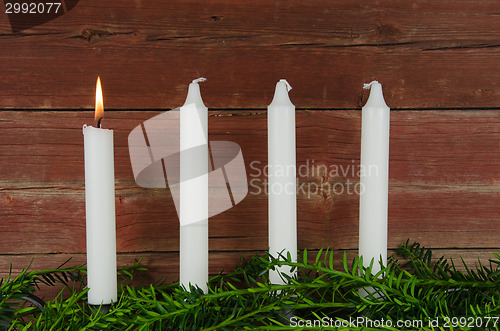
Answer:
xmin=128 ymin=106 xmax=380 ymax=220
xmin=248 ymin=159 xmax=378 ymax=198
xmin=128 ymin=105 xmax=248 ymax=226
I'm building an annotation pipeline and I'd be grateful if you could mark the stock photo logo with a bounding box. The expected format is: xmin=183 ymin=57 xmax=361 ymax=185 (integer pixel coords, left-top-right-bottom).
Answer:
xmin=248 ymin=160 xmax=369 ymax=199
xmin=4 ymin=0 xmax=79 ymax=32
xmin=128 ymin=105 xmax=371 ymax=219
xmin=128 ymin=105 xmax=248 ymax=225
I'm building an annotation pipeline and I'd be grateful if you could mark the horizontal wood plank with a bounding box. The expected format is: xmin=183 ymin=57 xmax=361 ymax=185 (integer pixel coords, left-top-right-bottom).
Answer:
xmin=0 ymin=110 xmax=498 ymax=257
xmin=2 ymin=248 xmax=498 ymax=298
xmin=1 ymin=0 xmax=499 ymax=302
xmin=0 ymin=0 xmax=499 ymax=109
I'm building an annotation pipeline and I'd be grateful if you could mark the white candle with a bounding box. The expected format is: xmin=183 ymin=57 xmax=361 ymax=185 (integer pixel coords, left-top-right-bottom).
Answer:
xmin=83 ymin=77 xmax=117 ymax=305
xmin=180 ymin=78 xmax=209 ymax=293
xmin=359 ymin=81 xmax=390 ymax=275
xmin=268 ymin=79 xmax=297 ymax=284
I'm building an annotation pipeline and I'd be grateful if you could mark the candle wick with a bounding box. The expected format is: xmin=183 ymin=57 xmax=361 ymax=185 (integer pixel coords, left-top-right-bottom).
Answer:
xmin=192 ymin=77 xmax=207 ymax=84
xmin=363 ymin=81 xmax=379 ymax=90
xmin=280 ymin=79 xmax=292 ymax=92
xmin=97 ymin=117 xmax=102 ymax=128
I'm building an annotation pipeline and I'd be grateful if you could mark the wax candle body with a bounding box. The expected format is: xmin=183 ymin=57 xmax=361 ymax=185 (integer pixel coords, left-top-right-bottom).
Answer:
xmin=83 ymin=125 xmax=117 ymax=305
xmin=359 ymin=81 xmax=390 ymax=274
xmin=180 ymin=79 xmax=209 ymax=293
xmin=268 ymin=79 xmax=297 ymax=284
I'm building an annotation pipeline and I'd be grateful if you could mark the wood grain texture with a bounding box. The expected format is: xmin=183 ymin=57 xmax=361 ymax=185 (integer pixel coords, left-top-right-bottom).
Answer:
xmin=1 ymin=0 xmax=500 ymax=287
xmin=2 ymin=248 xmax=497 ymax=297
xmin=0 ymin=110 xmax=498 ymax=270
xmin=0 ymin=0 xmax=500 ymax=109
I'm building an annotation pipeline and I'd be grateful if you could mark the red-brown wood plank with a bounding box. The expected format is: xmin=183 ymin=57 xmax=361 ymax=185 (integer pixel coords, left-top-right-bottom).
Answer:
xmin=0 ymin=109 xmax=498 ymax=257
xmin=0 ymin=0 xmax=499 ymax=109
xmin=1 ymin=248 xmax=498 ymax=298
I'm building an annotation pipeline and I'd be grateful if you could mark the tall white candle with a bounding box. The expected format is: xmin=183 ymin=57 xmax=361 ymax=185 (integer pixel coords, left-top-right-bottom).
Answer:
xmin=359 ymin=81 xmax=390 ymax=275
xmin=83 ymin=77 xmax=117 ymax=305
xmin=268 ymin=79 xmax=297 ymax=284
xmin=180 ymin=78 xmax=209 ymax=293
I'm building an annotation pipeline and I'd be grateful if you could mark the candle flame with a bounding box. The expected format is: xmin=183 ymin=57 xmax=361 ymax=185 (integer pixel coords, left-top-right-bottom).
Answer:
xmin=95 ymin=76 xmax=104 ymax=122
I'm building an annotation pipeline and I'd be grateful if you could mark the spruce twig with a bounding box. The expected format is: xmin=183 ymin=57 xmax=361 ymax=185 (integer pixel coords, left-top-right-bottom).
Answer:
xmin=2 ymin=242 xmax=500 ymax=330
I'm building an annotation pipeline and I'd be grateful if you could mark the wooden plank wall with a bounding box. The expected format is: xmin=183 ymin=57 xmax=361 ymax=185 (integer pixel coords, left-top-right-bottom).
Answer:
xmin=0 ymin=0 xmax=499 ymax=290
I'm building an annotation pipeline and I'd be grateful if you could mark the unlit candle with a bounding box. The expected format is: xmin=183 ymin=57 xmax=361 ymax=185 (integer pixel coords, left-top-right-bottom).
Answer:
xmin=268 ymin=79 xmax=297 ymax=284
xmin=179 ymin=78 xmax=209 ymax=293
xmin=359 ymin=81 xmax=390 ymax=275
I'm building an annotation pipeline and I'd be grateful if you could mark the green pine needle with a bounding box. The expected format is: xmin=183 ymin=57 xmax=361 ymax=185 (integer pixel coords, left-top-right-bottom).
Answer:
xmin=1 ymin=241 xmax=500 ymax=330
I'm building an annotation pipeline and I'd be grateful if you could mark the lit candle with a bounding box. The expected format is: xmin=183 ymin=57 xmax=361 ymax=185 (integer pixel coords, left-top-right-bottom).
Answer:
xmin=359 ymin=81 xmax=390 ymax=275
xmin=83 ymin=77 xmax=117 ymax=305
xmin=268 ymin=79 xmax=297 ymax=284
xmin=180 ymin=78 xmax=209 ymax=293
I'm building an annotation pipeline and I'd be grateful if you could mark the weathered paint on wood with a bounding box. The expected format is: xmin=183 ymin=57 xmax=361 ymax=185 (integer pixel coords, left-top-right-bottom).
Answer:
xmin=0 ymin=0 xmax=499 ymax=109
xmin=1 ymin=0 xmax=499 ymax=286
xmin=0 ymin=109 xmax=498 ymax=281
xmin=2 ymin=248 xmax=496 ymax=298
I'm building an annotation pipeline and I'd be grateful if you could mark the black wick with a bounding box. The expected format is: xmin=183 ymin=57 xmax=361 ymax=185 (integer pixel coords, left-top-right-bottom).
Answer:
xmin=97 ymin=117 xmax=102 ymax=128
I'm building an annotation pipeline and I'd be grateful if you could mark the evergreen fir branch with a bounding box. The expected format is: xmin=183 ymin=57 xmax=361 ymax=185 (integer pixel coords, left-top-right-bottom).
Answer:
xmin=2 ymin=242 xmax=500 ymax=330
